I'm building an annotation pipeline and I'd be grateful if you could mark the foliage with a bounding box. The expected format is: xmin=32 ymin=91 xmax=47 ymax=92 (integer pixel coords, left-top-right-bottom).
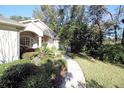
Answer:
xmin=102 ymin=44 xmax=124 ymax=64
xmin=59 ymin=21 xmax=89 ymax=53
xmin=41 ymin=47 xmax=55 ymax=58
xmin=33 ymin=6 xmax=85 ymax=33
xmin=43 ymin=59 xmax=67 ymax=88
xmin=0 ymin=57 xmax=67 ymax=88
xmin=20 ymin=74 xmax=52 ymax=88
xmin=10 ymin=16 xmax=31 ymax=22
xmin=0 ymin=59 xmax=30 ymax=76
xmin=33 ymin=5 xmax=124 ymax=57
xmin=88 ymin=5 xmax=106 ymax=44
xmin=82 ymin=44 xmax=124 ymax=64
xmin=35 ymin=43 xmax=58 ymax=59
xmin=22 ymin=52 xmax=39 ymax=60
xmin=105 ymin=6 xmax=123 ymax=43
xmin=34 ymin=48 xmax=41 ymax=52
xmin=20 ymin=46 xmax=35 ymax=59
xmin=0 ymin=63 xmax=39 ymax=88
xmin=33 ymin=5 xmax=59 ymax=31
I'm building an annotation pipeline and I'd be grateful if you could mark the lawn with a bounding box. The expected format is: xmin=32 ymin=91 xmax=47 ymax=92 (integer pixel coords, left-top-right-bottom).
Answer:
xmin=73 ymin=54 xmax=124 ymax=88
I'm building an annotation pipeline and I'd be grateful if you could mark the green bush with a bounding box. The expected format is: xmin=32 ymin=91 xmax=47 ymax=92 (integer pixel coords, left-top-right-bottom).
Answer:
xmin=21 ymin=59 xmax=67 ymax=88
xmin=35 ymin=48 xmax=41 ymax=52
xmin=22 ymin=52 xmax=39 ymax=60
xmin=50 ymin=46 xmax=57 ymax=52
xmin=0 ymin=58 xmax=67 ymax=88
xmin=83 ymin=44 xmax=124 ymax=64
xmin=102 ymin=45 xmax=124 ymax=64
xmin=21 ymin=69 xmax=52 ymax=88
xmin=0 ymin=59 xmax=30 ymax=76
xmin=43 ymin=59 xmax=67 ymax=87
xmin=0 ymin=63 xmax=39 ymax=88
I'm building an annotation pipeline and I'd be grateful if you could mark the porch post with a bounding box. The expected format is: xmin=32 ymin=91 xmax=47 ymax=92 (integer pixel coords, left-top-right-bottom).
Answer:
xmin=38 ymin=36 xmax=42 ymax=48
xmin=17 ymin=31 xmax=20 ymax=59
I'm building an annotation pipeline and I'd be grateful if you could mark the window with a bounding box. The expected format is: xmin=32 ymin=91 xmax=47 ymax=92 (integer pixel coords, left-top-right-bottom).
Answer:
xmin=20 ymin=36 xmax=34 ymax=48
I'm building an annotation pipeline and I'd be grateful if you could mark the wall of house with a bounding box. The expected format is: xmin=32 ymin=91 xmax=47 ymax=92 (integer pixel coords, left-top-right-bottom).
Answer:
xmin=20 ymin=31 xmax=38 ymax=48
xmin=0 ymin=30 xmax=19 ymax=63
xmin=24 ymin=22 xmax=43 ymax=37
xmin=53 ymin=39 xmax=59 ymax=49
xmin=47 ymin=39 xmax=59 ymax=49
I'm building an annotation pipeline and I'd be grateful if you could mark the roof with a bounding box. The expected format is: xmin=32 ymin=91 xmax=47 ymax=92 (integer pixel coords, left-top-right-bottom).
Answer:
xmin=0 ymin=16 xmax=25 ymax=27
xmin=20 ymin=19 xmax=56 ymax=38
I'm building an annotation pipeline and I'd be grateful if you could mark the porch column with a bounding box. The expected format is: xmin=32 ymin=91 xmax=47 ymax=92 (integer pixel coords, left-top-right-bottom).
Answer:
xmin=38 ymin=36 xmax=42 ymax=48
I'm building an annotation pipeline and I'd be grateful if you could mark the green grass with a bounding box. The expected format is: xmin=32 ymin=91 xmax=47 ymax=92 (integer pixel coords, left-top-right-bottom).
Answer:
xmin=0 ymin=59 xmax=30 ymax=76
xmin=73 ymin=55 xmax=124 ymax=88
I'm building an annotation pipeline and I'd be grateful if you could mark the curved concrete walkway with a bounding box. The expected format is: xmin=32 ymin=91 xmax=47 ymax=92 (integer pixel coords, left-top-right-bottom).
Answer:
xmin=61 ymin=56 xmax=86 ymax=88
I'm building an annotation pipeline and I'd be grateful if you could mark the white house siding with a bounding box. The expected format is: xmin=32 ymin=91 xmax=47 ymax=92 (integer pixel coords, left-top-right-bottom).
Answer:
xmin=35 ymin=21 xmax=59 ymax=49
xmin=23 ymin=22 xmax=43 ymax=37
xmin=47 ymin=39 xmax=59 ymax=49
xmin=47 ymin=39 xmax=54 ymax=48
xmin=54 ymin=39 xmax=59 ymax=49
xmin=35 ymin=21 xmax=55 ymax=38
xmin=0 ymin=30 xmax=19 ymax=63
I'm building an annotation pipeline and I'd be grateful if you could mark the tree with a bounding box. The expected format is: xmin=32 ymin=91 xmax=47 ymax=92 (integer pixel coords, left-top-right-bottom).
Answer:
xmin=0 ymin=14 xmax=3 ymax=16
xmin=59 ymin=20 xmax=88 ymax=53
xmin=121 ymin=19 xmax=124 ymax=45
xmin=58 ymin=6 xmax=86 ymax=52
xmin=10 ymin=16 xmax=31 ymax=22
xmin=105 ymin=5 xmax=122 ymax=44
xmin=33 ymin=6 xmax=58 ymax=31
xmin=33 ymin=6 xmax=85 ymax=31
xmin=88 ymin=5 xmax=107 ymax=45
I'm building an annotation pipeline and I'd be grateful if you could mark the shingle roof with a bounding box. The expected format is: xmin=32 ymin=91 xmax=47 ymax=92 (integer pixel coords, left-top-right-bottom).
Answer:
xmin=0 ymin=16 xmax=25 ymax=27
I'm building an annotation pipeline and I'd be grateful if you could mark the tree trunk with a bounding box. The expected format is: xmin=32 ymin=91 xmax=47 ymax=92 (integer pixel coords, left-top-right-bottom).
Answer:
xmin=97 ymin=23 xmax=103 ymax=45
xmin=99 ymin=30 xmax=103 ymax=45
xmin=121 ymin=29 xmax=124 ymax=45
xmin=114 ymin=27 xmax=117 ymax=44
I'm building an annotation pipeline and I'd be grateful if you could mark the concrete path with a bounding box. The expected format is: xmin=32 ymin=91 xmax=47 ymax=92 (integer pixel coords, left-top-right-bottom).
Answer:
xmin=61 ymin=56 xmax=86 ymax=88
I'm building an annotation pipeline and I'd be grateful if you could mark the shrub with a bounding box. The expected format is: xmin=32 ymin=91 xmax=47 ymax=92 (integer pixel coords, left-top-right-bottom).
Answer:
xmin=35 ymin=48 xmax=41 ymax=52
xmin=20 ymin=46 xmax=35 ymax=58
xmin=0 ymin=59 xmax=30 ymax=77
xmin=21 ymin=71 xmax=52 ymax=88
xmin=82 ymin=44 xmax=124 ymax=64
xmin=21 ymin=59 xmax=67 ymax=88
xmin=102 ymin=45 xmax=124 ymax=64
xmin=0 ymin=63 xmax=39 ymax=88
xmin=22 ymin=52 xmax=39 ymax=60
xmin=0 ymin=58 xmax=67 ymax=88
xmin=50 ymin=46 xmax=57 ymax=52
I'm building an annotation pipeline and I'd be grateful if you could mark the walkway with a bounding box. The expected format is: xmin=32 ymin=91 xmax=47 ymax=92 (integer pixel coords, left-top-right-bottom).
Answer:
xmin=61 ymin=56 xmax=86 ymax=88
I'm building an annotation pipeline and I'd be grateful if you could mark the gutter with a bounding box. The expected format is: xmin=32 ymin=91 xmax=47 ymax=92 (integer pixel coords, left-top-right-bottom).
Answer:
xmin=0 ymin=20 xmax=25 ymax=28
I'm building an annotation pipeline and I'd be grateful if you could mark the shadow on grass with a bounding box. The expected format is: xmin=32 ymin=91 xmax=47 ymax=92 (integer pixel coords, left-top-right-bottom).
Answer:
xmin=87 ymin=80 xmax=122 ymax=88
xmin=71 ymin=81 xmax=86 ymax=88
xmin=66 ymin=52 xmax=124 ymax=69
xmin=113 ymin=64 xmax=124 ymax=69
xmin=114 ymin=85 xmax=119 ymax=88
xmin=66 ymin=52 xmax=97 ymax=63
xmin=86 ymin=79 xmax=104 ymax=88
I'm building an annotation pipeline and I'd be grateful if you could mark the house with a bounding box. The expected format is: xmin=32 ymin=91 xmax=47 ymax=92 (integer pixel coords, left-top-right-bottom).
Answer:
xmin=0 ymin=16 xmax=59 ymax=63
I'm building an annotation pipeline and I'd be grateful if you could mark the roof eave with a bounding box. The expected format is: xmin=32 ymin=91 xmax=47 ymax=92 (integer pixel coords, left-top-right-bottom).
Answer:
xmin=0 ymin=20 xmax=25 ymax=28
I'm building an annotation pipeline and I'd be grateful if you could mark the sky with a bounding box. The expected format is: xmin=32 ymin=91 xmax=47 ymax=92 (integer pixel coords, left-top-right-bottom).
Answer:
xmin=0 ymin=5 xmax=39 ymax=18
xmin=0 ymin=5 xmax=118 ymax=18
